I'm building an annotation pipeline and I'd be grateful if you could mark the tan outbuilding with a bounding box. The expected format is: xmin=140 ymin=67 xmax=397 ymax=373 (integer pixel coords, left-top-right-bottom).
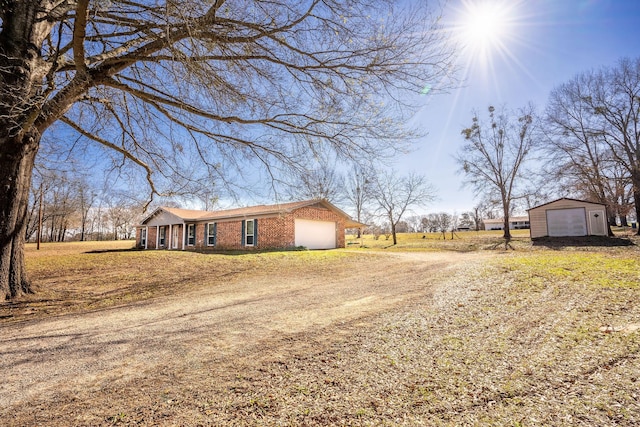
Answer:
xmin=527 ymin=198 xmax=608 ymax=239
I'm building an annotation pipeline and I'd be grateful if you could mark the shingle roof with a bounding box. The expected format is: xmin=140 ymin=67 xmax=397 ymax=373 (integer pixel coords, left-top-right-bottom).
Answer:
xmin=141 ymin=199 xmax=363 ymax=225
xmin=161 ymin=207 xmax=216 ymax=221
xmin=201 ymin=200 xmax=330 ymax=220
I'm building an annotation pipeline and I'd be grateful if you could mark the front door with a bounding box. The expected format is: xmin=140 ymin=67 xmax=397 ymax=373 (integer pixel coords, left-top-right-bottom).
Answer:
xmin=588 ymin=210 xmax=606 ymax=236
xmin=172 ymin=225 xmax=180 ymax=249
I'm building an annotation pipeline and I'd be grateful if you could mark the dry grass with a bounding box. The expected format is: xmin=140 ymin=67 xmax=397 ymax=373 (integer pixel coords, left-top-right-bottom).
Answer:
xmin=348 ymin=229 xmax=538 ymax=252
xmin=4 ymin=241 xmax=361 ymax=323
xmin=347 ymin=228 xmax=640 ymax=252
xmin=2 ymin=237 xmax=640 ymax=425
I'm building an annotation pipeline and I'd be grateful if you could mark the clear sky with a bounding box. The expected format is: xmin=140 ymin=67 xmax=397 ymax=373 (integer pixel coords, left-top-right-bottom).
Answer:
xmin=401 ymin=0 xmax=640 ymax=214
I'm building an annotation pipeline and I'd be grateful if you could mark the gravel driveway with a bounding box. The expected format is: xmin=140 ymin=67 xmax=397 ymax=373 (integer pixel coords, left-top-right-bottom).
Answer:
xmin=1 ymin=251 xmax=481 ymax=420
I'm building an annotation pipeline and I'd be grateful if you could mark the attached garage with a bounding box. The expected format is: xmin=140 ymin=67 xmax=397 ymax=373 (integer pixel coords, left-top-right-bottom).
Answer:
xmin=294 ymin=219 xmax=337 ymax=249
xmin=528 ymin=198 xmax=607 ymax=238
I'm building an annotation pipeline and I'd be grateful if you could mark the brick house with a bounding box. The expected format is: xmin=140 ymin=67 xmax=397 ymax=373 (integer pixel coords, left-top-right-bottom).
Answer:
xmin=135 ymin=199 xmax=362 ymax=250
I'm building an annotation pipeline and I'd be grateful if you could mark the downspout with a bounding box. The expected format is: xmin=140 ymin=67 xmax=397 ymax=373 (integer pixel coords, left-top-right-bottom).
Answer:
xmin=144 ymin=226 xmax=148 ymax=249
xmin=169 ymin=224 xmax=173 ymax=250
xmin=156 ymin=225 xmax=159 ymax=249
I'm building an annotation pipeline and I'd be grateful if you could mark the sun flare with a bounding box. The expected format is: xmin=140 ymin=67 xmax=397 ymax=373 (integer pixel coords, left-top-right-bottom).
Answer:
xmin=457 ymin=0 xmax=514 ymax=61
xmin=466 ymin=4 xmax=505 ymax=43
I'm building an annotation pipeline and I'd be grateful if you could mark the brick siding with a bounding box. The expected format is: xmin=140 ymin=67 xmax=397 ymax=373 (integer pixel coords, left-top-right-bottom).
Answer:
xmin=136 ymin=205 xmax=346 ymax=251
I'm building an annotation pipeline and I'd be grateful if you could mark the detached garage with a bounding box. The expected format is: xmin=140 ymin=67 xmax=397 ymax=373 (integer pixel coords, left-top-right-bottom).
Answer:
xmin=528 ymin=198 xmax=607 ymax=239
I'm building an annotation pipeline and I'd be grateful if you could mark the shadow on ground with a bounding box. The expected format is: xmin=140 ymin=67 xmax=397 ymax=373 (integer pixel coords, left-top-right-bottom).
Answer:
xmin=84 ymin=248 xmax=138 ymax=254
xmin=532 ymin=235 xmax=636 ymax=249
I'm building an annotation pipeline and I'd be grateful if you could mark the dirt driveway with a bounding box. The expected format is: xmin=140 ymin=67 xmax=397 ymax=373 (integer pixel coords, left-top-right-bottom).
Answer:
xmin=0 ymin=251 xmax=484 ymax=424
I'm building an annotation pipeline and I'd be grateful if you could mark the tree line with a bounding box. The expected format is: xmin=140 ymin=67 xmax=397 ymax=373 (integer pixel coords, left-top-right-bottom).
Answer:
xmin=25 ymin=171 xmax=142 ymax=243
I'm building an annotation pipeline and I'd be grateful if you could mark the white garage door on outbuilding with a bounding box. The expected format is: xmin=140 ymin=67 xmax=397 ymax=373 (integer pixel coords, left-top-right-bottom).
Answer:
xmin=294 ymin=219 xmax=337 ymax=249
xmin=546 ymin=208 xmax=587 ymax=237
xmin=528 ymin=198 xmax=607 ymax=239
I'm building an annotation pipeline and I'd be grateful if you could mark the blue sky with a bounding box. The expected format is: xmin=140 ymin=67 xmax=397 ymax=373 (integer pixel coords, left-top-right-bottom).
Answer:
xmin=402 ymin=0 xmax=640 ymax=214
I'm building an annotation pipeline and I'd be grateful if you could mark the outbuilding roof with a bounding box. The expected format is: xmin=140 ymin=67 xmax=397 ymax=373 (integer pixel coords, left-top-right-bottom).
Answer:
xmin=526 ymin=197 xmax=605 ymax=211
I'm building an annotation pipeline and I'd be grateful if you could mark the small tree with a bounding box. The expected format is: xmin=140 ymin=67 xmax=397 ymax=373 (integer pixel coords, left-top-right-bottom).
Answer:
xmin=421 ymin=215 xmax=433 ymax=233
xmin=433 ymin=212 xmax=452 ymax=239
xmin=471 ymin=205 xmax=484 ymax=231
xmin=344 ymin=165 xmax=374 ymax=238
xmin=371 ymin=171 xmax=436 ymax=245
xmin=458 ymin=212 xmax=475 ymax=230
xmin=456 ymin=105 xmax=537 ymax=239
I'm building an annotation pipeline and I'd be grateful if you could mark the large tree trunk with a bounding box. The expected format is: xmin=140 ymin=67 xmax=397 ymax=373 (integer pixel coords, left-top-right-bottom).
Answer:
xmin=0 ymin=133 xmax=40 ymax=299
xmin=502 ymin=199 xmax=512 ymax=240
xmin=0 ymin=2 xmax=57 ymax=299
xmin=634 ymin=186 xmax=640 ymax=236
xmin=391 ymin=222 xmax=397 ymax=245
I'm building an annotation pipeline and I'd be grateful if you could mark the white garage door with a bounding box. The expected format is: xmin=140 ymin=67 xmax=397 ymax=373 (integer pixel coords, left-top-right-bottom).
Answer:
xmin=295 ymin=219 xmax=336 ymax=249
xmin=546 ymin=208 xmax=587 ymax=237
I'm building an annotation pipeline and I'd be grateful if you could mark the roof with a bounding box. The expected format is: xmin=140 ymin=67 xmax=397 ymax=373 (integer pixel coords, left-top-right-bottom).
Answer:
xmin=483 ymin=216 xmax=529 ymax=224
xmin=141 ymin=199 xmax=363 ymax=226
xmin=526 ymin=197 xmax=606 ymax=211
xmin=162 ymin=207 xmax=216 ymax=221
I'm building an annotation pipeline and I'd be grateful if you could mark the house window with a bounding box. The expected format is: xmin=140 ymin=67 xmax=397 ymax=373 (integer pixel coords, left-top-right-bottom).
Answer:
xmin=187 ymin=223 xmax=196 ymax=246
xmin=206 ymin=223 xmax=217 ymax=246
xmin=244 ymin=219 xmax=256 ymax=246
xmin=159 ymin=226 xmax=166 ymax=246
xmin=140 ymin=228 xmax=147 ymax=247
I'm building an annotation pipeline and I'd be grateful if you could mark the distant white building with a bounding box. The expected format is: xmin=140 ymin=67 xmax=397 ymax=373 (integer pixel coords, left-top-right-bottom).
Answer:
xmin=483 ymin=216 xmax=530 ymax=231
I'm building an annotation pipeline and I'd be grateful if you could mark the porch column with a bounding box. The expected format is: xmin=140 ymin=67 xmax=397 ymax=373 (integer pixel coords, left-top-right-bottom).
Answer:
xmin=182 ymin=222 xmax=186 ymax=250
xmin=144 ymin=226 xmax=148 ymax=249
xmin=156 ymin=225 xmax=159 ymax=249
xmin=169 ymin=224 xmax=173 ymax=250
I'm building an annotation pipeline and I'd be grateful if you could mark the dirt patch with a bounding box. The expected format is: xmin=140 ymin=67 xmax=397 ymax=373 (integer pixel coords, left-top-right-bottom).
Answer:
xmin=0 ymin=250 xmax=482 ymax=424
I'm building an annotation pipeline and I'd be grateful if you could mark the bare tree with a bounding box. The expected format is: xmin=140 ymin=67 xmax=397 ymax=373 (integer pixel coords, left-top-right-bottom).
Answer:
xmin=544 ymin=73 xmax=618 ymax=233
xmin=28 ymin=170 xmax=81 ymax=243
xmin=371 ymin=171 xmax=436 ymax=245
xmin=405 ymin=215 xmax=423 ymax=233
xmin=471 ymin=204 xmax=484 ymax=231
xmin=421 ymin=215 xmax=434 ymax=233
xmin=282 ymin=161 xmax=344 ymax=203
xmin=456 ymin=105 xmax=537 ymax=239
xmin=102 ymin=196 xmax=143 ymax=240
xmin=458 ymin=212 xmax=475 ymax=230
xmin=0 ymin=1 xmax=456 ymax=299
xmin=395 ymin=221 xmax=410 ymax=233
xmin=431 ymin=212 xmax=452 ymax=239
xmin=571 ymin=57 xmax=640 ymax=234
xmin=343 ymin=165 xmax=374 ymax=237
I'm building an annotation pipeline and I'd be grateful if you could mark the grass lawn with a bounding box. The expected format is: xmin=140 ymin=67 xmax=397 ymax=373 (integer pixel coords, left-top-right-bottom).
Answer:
xmin=346 ymin=228 xmax=636 ymax=251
